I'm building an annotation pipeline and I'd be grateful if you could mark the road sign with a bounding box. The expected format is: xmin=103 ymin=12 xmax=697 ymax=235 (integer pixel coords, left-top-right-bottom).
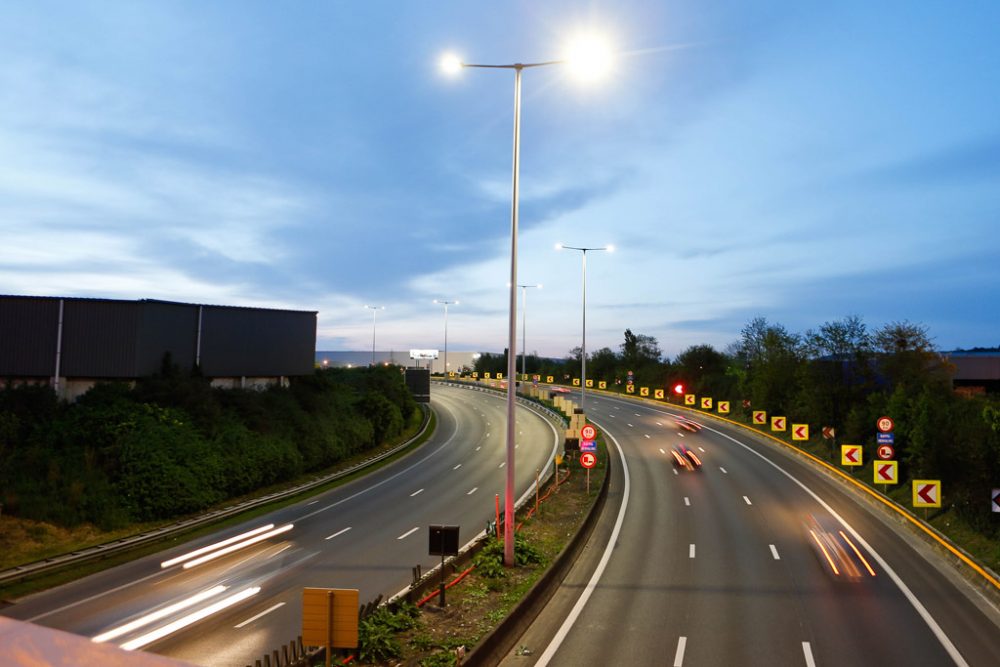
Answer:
xmin=472 ymin=372 xmax=479 ymax=379
xmin=654 ymin=388 xmax=664 ymax=399
xmin=599 ymin=381 xmax=607 ymax=389
xmin=718 ymin=401 xmax=730 ymax=414
xmin=822 ymin=426 xmax=835 ymax=439
xmin=877 ymin=432 xmax=895 ymax=445
xmin=874 ymin=460 xmax=898 ymax=485
xmin=303 ymin=588 xmax=359 ymax=652
xmin=497 ymin=373 xmax=503 ymax=380
xmin=877 ymin=444 xmax=895 ymax=460
xmin=626 ymin=384 xmax=635 ymax=394
xmin=580 ymin=452 xmax=597 ymax=469
xmin=792 ymin=424 xmax=809 ymax=441
xmin=913 ymin=480 xmax=941 ymax=508
xmin=586 ymin=379 xmax=594 ymax=388
xmin=581 ymin=424 xmax=597 ymax=441
xmin=546 ymin=375 xmax=553 ymax=383
xmin=841 ymin=444 xmax=862 ymax=466
xmin=877 ymin=416 xmax=894 ymax=433
xmin=992 ymin=489 xmax=1000 ymax=513
xmin=580 ymin=439 xmax=597 ymax=452
xmin=573 ymin=378 xmax=580 ymax=386
xmin=742 ymin=399 xmax=751 ymax=408
xmin=701 ymin=397 xmax=713 ymax=409
xmin=684 ymin=394 xmax=696 ymax=406
xmin=771 ymin=416 xmax=786 ymax=432
xmin=752 ymin=410 xmax=767 ymax=425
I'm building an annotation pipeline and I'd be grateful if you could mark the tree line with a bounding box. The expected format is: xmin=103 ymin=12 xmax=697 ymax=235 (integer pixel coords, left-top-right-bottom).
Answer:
xmin=0 ymin=364 xmax=418 ymax=529
xmin=473 ymin=317 xmax=1000 ymax=534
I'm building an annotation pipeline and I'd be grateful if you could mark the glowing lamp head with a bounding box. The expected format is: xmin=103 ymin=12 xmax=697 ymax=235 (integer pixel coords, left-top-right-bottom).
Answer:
xmin=440 ymin=52 xmax=464 ymax=75
xmin=564 ymin=33 xmax=613 ymax=82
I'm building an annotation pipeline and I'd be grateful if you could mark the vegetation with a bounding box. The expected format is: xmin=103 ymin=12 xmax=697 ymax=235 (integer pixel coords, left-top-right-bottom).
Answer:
xmin=0 ymin=365 xmax=417 ymax=531
xmin=473 ymin=317 xmax=1000 ymax=548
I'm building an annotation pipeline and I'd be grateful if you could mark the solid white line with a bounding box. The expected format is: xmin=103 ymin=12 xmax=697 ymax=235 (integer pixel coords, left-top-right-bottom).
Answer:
xmin=770 ymin=544 xmax=781 ymax=560
xmin=703 ymin=423 xmax=970 ymax=667
xmin=534 ymin=423 xmax=630 ymax=667
xmin=684 ymin=497 xmax=691 ymax=506
xmin=325 ymin=527 xmax=351 ymax=540
xmin=719 ymin=466 xmax=728 ymax=474
xmin=235 ymin=602 xmax=285 ymax=629
xmin=674 ymin=636 xmax=687 ymax=666
xmin=802 ymin=641 xmax=816 ymax=667
xmin=397 ymin=527 xmax=419 ymax=540
xmin=453 ymin=463 xmax=462 ymax=470
xmin=689 ymin=544 xmax=696 ymax=559
xmin=410 ymin=488 xmax=424 ymax=497
xmin=744 ymin=495 xmax=753 ymax=505
xmin=467 ymin=487 xmax=478 ymax=495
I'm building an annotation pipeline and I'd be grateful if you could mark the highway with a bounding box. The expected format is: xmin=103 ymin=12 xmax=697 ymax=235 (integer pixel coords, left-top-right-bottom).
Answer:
xmin=502 ymin=391 xmax=1000 ymax=667
xmin=1 ymin=383 xmax=558 ymax=666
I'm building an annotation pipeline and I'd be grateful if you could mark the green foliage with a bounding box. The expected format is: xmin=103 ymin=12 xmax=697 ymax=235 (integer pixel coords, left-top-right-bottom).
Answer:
xmin=474 ymin=533 xmax=544 ymax=579
xmin=359 ymin=604 xmax=419 ymax=663
xmin=0 ymin=366 xmax=418 ymax=529
xmin=421 ymin=651 xmax=458 ymax=667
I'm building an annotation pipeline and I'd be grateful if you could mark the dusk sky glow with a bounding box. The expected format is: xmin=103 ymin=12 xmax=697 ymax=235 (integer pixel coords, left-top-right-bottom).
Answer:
xmin=2 ymin=2 xmax=998 ymax=358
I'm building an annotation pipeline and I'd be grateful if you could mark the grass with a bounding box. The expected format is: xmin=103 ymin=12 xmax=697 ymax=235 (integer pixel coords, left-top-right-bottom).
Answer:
xmin=0 ymin=407 xmax=431 ymax=600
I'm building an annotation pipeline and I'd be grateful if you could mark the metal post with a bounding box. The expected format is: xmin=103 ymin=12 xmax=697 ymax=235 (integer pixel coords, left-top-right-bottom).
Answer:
xmin=439 ymin=552 xmax=446 ymax=607
xmin=581 ymin=249 xmax=587 ymax=414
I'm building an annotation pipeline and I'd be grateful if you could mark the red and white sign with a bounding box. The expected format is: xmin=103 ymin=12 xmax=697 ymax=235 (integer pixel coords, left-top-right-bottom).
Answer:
xmin=792 ymin=424 xmax=809 ymax=441
xmin=580 ymin=424 xmax=597 ymax=441
xmin=912 ymin=480 xmax=941 ymax=508
xmin=580 ymin=452 xmax=597 ymax=469
xmin=821 ymin=426 xmax=835 ymax=440
xmin=874 ymin=460 xmax=898 ymax=484
xmin=877 ymin=444 xmax=895 ymax=460
xmin=841 ymin=444 xmax=862 ymax=466
xmin=752 ymin=410 xmax=767 ymax=425
xmin=992 ymin=489 xmax=1000 ymax=514
xmin=877 ymin=416 xmax=894 ymax=433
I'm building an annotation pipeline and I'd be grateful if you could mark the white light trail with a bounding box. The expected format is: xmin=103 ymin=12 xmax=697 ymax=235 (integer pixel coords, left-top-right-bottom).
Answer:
xmin=181 ymin=524 xmax=293 ymax=569
xmin=92 ymin=585 xmax=227 ymax=643
xmin=161 ymin=525 xmax=275 ymax=568
xmin=120 ymin=586 xmax=260 ymax=651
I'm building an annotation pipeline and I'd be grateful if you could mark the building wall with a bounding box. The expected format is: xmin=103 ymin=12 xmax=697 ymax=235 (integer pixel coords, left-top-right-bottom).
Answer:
xmin=0 ymin=296 xmax=60 ymax=376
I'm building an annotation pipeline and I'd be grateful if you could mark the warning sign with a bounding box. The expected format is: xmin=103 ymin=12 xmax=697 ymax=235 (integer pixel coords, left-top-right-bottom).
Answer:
xmin=913 ymin=480 xmax=941 ymax=508
xmin=717 ymin=401 xmax=730 ymax=414
xmin=701 ymin=397 xmax=713 ymax=409
xmin=874 ymin=460 xmax=898 ymax=485
xmin=654 ymin=388 xmax=664 ymax=399
xmin=640 ymin=386 xmax=649 ymax=397
xmin=752 ymin=411 xmax=767 ymax=425
xmin=771 ymin=416 xmax=786 ymax=432
xmin=841 ymin=444 xmax=862 ymax=466
xmin=684 ymin=394 xmax=696 ymax=406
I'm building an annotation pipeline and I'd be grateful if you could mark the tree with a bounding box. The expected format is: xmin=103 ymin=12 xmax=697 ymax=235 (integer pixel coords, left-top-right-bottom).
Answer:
xmin=620 ymin=329 xmax=662 ymax=370
xmin=674 ymin=345 xmax=730 ymax=396
xmin=873 ymin=320 xmax=950 ymax=391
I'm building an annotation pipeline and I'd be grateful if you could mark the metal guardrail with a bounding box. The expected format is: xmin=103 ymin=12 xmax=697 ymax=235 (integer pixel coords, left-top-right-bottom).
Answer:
xmin=0 ymin=405 xmax=432 ymax=587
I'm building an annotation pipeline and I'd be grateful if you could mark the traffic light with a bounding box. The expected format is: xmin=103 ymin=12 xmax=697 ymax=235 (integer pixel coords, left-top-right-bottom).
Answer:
xmin=673 ymin=383 xmax=685 ymax=395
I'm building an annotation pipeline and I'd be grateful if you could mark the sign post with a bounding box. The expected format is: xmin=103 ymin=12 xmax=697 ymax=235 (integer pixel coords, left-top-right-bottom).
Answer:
xmin=429 ymin=525 xmax=460 ymax=607
xmin=302 ymin=587 xmax=359 ymax=667
xmin=580 ymin=451 xmax=596 ymax=494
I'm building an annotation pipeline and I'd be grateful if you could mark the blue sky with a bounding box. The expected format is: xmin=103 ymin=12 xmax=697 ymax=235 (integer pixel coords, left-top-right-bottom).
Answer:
xmin=2 ymin=1 xmax=998 ymax=358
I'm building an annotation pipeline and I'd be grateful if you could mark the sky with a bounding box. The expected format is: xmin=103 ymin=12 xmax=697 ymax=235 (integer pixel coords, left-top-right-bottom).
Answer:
xmin=2 ymin=1 xmax=998 ymax=359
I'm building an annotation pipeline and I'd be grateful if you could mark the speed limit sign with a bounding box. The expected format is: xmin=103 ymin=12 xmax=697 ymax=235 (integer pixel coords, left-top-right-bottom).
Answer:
xmin=877 ymin=416 xmax=894 ymax=433
xmin=581 ymin=424 xmax=597 ymax=441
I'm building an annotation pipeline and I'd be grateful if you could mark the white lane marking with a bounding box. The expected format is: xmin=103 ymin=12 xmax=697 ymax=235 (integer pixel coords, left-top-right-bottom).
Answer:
xmin=306 ymin=500 xmax=319 ymax=506
xmin=689 ymin=544 xmax=696 ymax=559
xmin=467 ymin=487 xmax=478 ymax=495
xmin=534 ymin=423 xmax=630 ymax=666
xmin=410 ymin=488 xmax=424 ymax=497
xmin=802 ymin=641 xmax=816 ymax=667
xmin=697 ymin=447 xmax=705 ymax=452
xmin=28 ymin=567 xmax=168 ymax=621
xmin=476 ymin=446 xmax=481 ymax=451
xmin=659 ymin=448 xmax=666 ymax=454
xmin=744 ymin=495 xmax=753 ymax=505
xmin=235 ymin=602 xmax=285 ymax=629
xmin=704 ymin=423 xmax=970 ymax=667
xmin=634 ymin=413 xmax=641 ymax=417
xmin=678 ymin=433 xmax=685 ymax=438
xmin=453 ymin=463 xmax=462 ymax=470
xmin=674 ymin=636 xmax=687 ymax=666
xmin=499 ymin=461 xmax=506 ymax=468
xmin=684 ymin=497 xmax=690 ymax=506
xmin=627 ymin=423 xmax=634 ymax=428
xmin=770 ymin=544 xmax=781 ymax=560
xmin=644 ymin=434 xmax=651 ymax=439
xmin=656 ymin=421 xmax=663 ymax=426
xmin=614 ymin=406 xmax=620 ymax=410
xmin=719 ymin=467 xmax=728 ymax=474
xmin=397 ymin=527 xmax=419 ymax=540
xmin=486 ymin=433 xmax=490 ymax=438
xmin=672 ymin=468 xmax=678 ymax=476
xmin=325 ymin=527 xmax=352 ymax=540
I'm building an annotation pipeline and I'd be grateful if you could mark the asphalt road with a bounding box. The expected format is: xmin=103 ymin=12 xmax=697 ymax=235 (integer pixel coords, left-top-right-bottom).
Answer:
xmin=501 ymin=391 xmax=1000 ymax=667
xmin=2 ymin=383 xmax=558 ymax=666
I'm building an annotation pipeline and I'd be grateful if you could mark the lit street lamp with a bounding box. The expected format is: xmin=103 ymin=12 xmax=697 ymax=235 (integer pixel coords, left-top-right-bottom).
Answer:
xmin=557 ymin=244 xmax=613 ymax=414
xmin=434 ymin=299 xmax=458 ymax=375
xmin=518 ymin=284 xmax=541 ymax=379
xmin=363 ymin=305 xmax=384 ymax=366
xmin=441 ymin=35 xmax=612 ymax=566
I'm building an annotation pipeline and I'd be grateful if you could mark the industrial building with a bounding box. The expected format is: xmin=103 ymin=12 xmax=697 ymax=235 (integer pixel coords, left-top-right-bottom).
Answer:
xmin=0 ymin=295 xmax=317 ymax=400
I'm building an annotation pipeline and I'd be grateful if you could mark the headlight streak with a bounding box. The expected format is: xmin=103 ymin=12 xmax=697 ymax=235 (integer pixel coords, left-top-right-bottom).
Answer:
xmin=119 ymin=586 xmax=261 ymax=651
xmin=810 ymin=529 xmax=840 ymax=575
xmin=839 ymin=530 xmax=877 ymax=576
xmin=160 ymin=525 xmax=276 ymax=568
xmin=181 ymin=524 xmax=294 ymax=570
xmin=92 ymin=585 xmax=228 ymax=643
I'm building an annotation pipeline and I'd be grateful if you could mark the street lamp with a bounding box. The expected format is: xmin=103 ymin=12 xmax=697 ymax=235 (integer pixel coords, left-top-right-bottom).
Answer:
xmin=363 ymin=305 xmax=384 ymax=366
xmin=557 ymin=244 xmax=613 ymax=414
xmin=518 ymin=284 xmax=541 ymax=380
xmin=441 ymin=37 xmax=612 ymax=566
xmin=434 ymin=299 xmax=458 ymax=376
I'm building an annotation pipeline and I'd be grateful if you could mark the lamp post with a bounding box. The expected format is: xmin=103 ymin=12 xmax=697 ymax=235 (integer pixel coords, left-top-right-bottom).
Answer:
xmin=363 ymin=305 xmax=384 ymax=366
xmin=557 ymin=244 xmax=612 ymax=414
xmin=441 ymin=35 xmax=612 ymax=566
xmin=518 ymin=284 xmax=541 ymax=380
xmin=434 ymin=299 xmax=458 ymax=375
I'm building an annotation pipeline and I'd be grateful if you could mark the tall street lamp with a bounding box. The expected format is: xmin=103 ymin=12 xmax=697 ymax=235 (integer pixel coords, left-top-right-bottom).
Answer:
xmin=518 ymin=284 xmax=541 ymax=380
xmin=441 ymin=35 xmax=612 ymax=566
xmin=557 ymin=244 xmax=613 ymax=414
xmin=363 ymin=305 xmax=384 ymax=366
xmin=434 ymin=299 xmax=458 ymax=375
